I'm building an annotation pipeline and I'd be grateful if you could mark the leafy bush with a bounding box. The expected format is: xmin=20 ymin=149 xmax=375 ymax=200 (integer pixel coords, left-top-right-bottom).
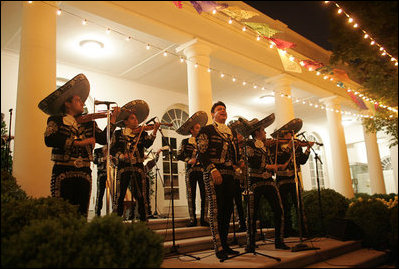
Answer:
xmin=2 ymin=215 xmax=164 ymax=268
xmin=302 ymin=189 xmax=350 ymax=236
xmin=2 ymin=217 xmax=85 ymax=268
xmin=78 ymin=215 xmax=164 ymax=268
xmin=346 ymin=197 xmax=391 ymax=249
xmin=1 ymin=197 xmax=82 ymax=240
xmin=1 ymin=170 xmax=27 ymax=203
xmin=1 ymin=170 xmax=164 ymax=268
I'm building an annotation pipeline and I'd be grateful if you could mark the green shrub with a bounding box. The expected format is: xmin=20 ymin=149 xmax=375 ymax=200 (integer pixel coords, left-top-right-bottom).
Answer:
xmin=346 ymin=198 xmax=391 ymax=249
xmin=78 ymin=214 xmax=164 ymax=268
xmin=2 ymin=214 xmax=164 ymax=268
xmin=302 ymin=189 xmax=349 ymax=236
xmin=2 ymin=217 xmax=85 ymax=268
xmin=1 ymin=170 xmax=27 ymax=203
xmin=389 ymin=203 xmax=398 ymax=257
xmin=1 ymin=197 xmax=82 ymax=240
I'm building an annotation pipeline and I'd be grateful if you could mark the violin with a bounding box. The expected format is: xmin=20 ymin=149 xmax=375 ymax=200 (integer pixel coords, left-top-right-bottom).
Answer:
xmin=129 ymin=123 xmax=173 ymax=134
xmin=266 ymin=138 xmax=321 ymax=147
xmin=76 ymin=112 xmax=108 ymax=124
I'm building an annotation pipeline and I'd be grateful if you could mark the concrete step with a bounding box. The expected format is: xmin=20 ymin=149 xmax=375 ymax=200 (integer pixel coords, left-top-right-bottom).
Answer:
xmin=272 ymin=239 xmax=363 ymax=268
xmin=305 ymin=248 xmax=390 ymax=268
xmin=161 ymin=237 xmax=366 ymax=268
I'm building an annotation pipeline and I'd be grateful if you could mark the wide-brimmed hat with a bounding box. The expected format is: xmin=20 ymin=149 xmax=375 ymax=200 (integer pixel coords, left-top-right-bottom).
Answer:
xmin=176 ymin=111 xmax=208 ymax=136
xmin=270 ymin=118 xmax=303 ymax=138
xmin=38 ymin=74 xmax=90 ymax=116
xmin=230 ymin=113 xmax=275 ymax=137
xmin=116 ymin=100 xmax=149 ymax=127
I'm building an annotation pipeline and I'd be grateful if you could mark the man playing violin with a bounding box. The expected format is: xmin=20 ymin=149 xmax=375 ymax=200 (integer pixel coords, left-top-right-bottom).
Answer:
xmin=241 ymin=114 xmax=290 ymax=251
xmin=38 ymin=74 xmax=120 ymax=218
xmin=197 ymin=101 xmax=242 ymax=260
xmin=110 ymin=100 xmax=160 ymax=222
xmin=270 ymin=119 xmax=313 ymax=237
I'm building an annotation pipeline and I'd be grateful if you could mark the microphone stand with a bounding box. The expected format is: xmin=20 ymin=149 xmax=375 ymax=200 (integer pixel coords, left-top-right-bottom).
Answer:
xmin=95 ymin=102 xmax=114 ymax=215
xmin=299 ymin=133 xmax=325 ymax=236
xmin=290 ymin=131 xmax=319 ymax=252
xmin=221 ymin=135 xmax=281 ymax=262
xmin=157 ymin=120 xmax=200 ymax=260
xmin=5 ymin=109 xmax=13 ymax=173
xmin=149 ymin=149 xmax=165 ymax=218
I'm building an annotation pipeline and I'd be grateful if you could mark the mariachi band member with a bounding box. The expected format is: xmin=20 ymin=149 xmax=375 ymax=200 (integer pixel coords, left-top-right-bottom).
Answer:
xmin=197 ymin=101 xmax=242 ymax=260
xmin=226 ymin=121 xmax=247 ymax=233
xmin=93 ymin=145 xmax=107 ymax=216
xmin=110 ymin=100 xmax=160 ymax=222
xmin=270 ymin=118 xmax=313 ymax=237
xmin=39 ymin=74 xmax=120 ymax=218
xmin=237 ymin=114 xmax=290 ymax=251
xmin=176 ymin=111 xmax=209 ymax=227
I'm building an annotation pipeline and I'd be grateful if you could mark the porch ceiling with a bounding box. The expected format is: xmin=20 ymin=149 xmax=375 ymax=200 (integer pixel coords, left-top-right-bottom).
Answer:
xmin=1 ymin=1 xmax=361 ymax=126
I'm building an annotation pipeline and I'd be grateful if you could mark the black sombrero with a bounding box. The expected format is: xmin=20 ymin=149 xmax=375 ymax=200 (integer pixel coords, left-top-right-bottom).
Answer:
xmin=116 ymin=100 xmax=149 ymax=127
xmin=270 ymin=118 xmax=303 ymax=138
xmin=38 ymin=73 xmax=90 ymax=116
xmin=230 ymin=113 xmax=275 ymax=137
xmin=176 ymin=111 xmax=208 ymax=136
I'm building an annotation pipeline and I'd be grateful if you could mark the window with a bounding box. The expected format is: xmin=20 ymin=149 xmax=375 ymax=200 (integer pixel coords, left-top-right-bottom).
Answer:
xmin=161 ymin=108 xmax=189 ymax=131
xmin=307 ymin=134 xmax=325 ymax=189
xmin=160 ymin=106 xmax=188 ymax=200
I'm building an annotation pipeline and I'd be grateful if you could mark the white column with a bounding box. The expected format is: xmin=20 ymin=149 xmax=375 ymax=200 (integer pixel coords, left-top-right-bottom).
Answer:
xmin=13 ymin=1 xmax=56 ymax=197
xmin=321 ymin=96 xmax=354 ymax=198
xmin=271 ymin=75 xmax=295 ymax=129
xmin=183 ymin=42 xmax=213 ymax=122
xmin=390 ymin=145 xmax=398 ymax=193
xmin=363 ymin=126 xmax=386 ymax=194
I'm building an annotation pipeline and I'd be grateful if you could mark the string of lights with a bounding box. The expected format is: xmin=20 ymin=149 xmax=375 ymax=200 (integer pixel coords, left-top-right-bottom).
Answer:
xmin=176 ymin=1 xmax=397 ymax=115
xmin=28 ymin=1 xmax=396 ymax=120
xmin=323 ymin=1 xmax=398 ymax=68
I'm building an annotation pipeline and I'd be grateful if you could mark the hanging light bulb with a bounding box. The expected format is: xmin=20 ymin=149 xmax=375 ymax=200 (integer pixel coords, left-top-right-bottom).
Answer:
xmin=348 ymin=17 xmax=353 ymax=23
xmin=82 ymin=19 xmax=87 ymax=25
xmin=364 ymin=33 xmax=369 ymax=39
xmin=257 ymin=35 xmax=261 ymax=41
xmin=212 ymin=9 xmax=217 ymax=14
xmin=57 ymin=9 xmax=62 ymax=16
xmin=228 ymin=18 xmax=233 ymax=24
xmin=337 ymin=9 xmax=342 ymax=14
xmin=106 ymin=28 xmax=111 ymax=34
xmin=146 ymin=44 xmax=150 ymax=50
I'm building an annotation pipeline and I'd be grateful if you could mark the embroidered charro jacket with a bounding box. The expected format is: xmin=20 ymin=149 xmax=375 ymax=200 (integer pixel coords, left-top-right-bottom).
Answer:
xmin=177 ymin=137 xmax=203 ymax=171
xmin=197 ymin=122 xmax=240 ymax=174
xmin=44 ymin=115 xmax=113 ymax=164
xmin=246 ymin=139 xmax=275 ymax=181
xmin=110 ymin=128 xmax=155 ymax=169
xmin=271 ymin=142 xmax=310 ymax=179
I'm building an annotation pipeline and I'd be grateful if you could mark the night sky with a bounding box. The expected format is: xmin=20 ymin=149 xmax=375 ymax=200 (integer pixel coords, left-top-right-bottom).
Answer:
xmin=244 ymin=1 xmax=332 ymax=51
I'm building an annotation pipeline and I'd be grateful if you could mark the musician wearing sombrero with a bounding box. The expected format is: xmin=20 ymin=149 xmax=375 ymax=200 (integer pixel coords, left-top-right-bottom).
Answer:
xmin=176 ymin=111 xmax=209 ymax=227
xmin=39 ymin=74 xmax=120 ymax=218
xmin=197 ymin=101 xmax=242 ymax=260
xmin=110 ymin=100 xmax=160 ymax=222
xmin=239 ymin=114 xmax=290 ymax=251
xmin=270 ymin=118 xmax=313 ymax=237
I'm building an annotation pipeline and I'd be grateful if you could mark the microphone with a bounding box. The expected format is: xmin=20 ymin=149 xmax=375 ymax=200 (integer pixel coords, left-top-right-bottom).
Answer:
xmin=145 ymin=116 xmax=156 ymax=125
xmin=94 ymin=100 xmax=117 ymax=105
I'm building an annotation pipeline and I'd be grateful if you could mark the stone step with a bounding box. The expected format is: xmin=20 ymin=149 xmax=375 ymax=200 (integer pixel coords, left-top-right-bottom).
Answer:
xmin=163 ymin=230 xmax=274 ymax=255
xmin=161 ymin=238 xmax=365 ymax=268
xmin=272 ymin=239 xmax=363 ymax=268
xmin=304 ymin=248 xmax=390 ymax=268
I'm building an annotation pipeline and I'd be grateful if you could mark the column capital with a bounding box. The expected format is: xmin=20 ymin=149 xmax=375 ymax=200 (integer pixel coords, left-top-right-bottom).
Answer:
xmin=176 ymin=38 xmax=213 ymax=59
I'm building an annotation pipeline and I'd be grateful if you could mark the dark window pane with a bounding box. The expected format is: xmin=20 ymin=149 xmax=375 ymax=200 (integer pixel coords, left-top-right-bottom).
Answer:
xmin=171 ymin=163 xmax=178 ymax=174
xmin=164 ymin=187 xmax=179 ymax=200
xmin=170 ymin=138 xmax=177 ymax=149
xmin=162 ymin=137 xmax=168 ymax=147
xmin=164 ymin=176 xmax=178 ymax=187
xmin=163 ymin=161 xmax=170 ymax=174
